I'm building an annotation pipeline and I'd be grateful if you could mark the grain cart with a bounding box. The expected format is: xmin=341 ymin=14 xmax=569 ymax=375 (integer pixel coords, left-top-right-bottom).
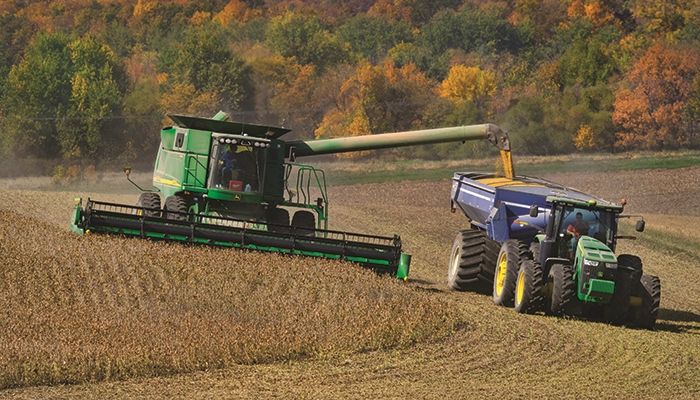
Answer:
xmin=447 ymin=173 xmax=660 ymax=328
xmin=71 ymin=112 xmax=514 ymax=279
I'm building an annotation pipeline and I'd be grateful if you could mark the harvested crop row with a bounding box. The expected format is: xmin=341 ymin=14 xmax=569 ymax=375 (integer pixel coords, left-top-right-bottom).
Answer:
xmin=0 ymin=209 xmax=459 ymax=389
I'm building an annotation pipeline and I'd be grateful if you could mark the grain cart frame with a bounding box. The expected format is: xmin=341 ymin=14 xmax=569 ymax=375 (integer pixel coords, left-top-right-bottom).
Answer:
xmin=447 ymin=173 xmax=660 ymax=328
xmin=72 ymin=112 xmax=513 ymax=280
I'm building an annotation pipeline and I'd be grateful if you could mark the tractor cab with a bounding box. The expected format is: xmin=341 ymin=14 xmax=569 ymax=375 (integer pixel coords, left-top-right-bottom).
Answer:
xmin=549 ymin=202 xmax=618 ymax=258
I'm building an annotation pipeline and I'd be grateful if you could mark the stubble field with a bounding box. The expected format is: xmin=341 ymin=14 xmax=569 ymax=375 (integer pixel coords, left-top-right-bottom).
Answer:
xmin=0 ymin=164 xmax=699 ymax=399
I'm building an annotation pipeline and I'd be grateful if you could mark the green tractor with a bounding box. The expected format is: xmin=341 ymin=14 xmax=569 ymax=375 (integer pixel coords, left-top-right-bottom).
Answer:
xmin=72 ymin=112 xmax=515 ymax=279
xmin=449 ymin=173 xmax=661 ymax=328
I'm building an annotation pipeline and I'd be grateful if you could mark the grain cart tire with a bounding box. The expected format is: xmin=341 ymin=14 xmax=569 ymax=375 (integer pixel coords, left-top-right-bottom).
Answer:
xmin=514 ymin=259 xmax=545 ymax=314
xmin=267 ymin=208 xmax=290 ymax=233
xmin=164 ymin=194 xmax=191 ymax=221
xmin=550 ymin=263 xmax=575 ymax=316
xmin=291 ymin=210 xmax=316 ymax=237
xmin=630 ymin=275 xmax=661 ymax=329
xmin=604 ymin=254 xmax=643 ymax=325
xmin=448 ymin=230 xmax=497 ymax=292
xmin=136 ymin=193 xmax=161 ymax=218
xmin=492 ymin=240 xmax=521 ymax=307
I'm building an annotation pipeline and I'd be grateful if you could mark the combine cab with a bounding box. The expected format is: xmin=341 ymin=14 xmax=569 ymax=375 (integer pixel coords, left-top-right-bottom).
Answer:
xmin=448 ymin=173 xmax=660 ymax=328
xmin=72 ymin=111 xmax=514 ymax=279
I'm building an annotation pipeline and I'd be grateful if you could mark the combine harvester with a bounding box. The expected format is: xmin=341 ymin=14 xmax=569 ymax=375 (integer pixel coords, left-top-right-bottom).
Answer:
xmin=448 ymin=172 xmax=661 ymax=328
xmin=71 ymin=112 xmax=514 ymax=280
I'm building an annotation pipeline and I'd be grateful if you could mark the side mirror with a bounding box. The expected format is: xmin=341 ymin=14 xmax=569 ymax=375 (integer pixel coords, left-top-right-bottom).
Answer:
xmin=529 ymin=204 xmax=539 ymax=218
xmin=635 ymin=219 xmax=645 ymax=232
xmin=123 ymin=167 xmax=132 ymax=177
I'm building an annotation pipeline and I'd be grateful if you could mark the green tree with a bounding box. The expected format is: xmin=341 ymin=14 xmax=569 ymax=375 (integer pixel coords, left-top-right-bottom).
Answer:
xmin=265 ymin=12 xmax=348 ymax=70
xmin=1 ymin=33 xmax=73 ymax=158
xmin=336 ymin=15 xmax=413 ymax=63
xmin=170 ymin=22 xmax=253 ymax=111
xmin=57 ymin=36 xmax=124 ymax=161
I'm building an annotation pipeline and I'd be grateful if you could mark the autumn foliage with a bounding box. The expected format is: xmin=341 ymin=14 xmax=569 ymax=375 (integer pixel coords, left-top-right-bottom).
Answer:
xmin=613 ymin=43 xmax=700 ymax=149
xmin=1 ymin=0 xmax=700 ymax=169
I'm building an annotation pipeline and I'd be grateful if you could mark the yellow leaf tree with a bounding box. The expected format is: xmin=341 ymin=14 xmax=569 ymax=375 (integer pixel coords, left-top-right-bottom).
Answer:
xmin=438 ymin=65 xmax=496 ymax=115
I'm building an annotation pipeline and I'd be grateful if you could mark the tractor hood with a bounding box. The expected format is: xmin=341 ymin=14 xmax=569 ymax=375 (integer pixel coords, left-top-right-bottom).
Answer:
xmin=577 ymin=236 xmax=617 ymax=264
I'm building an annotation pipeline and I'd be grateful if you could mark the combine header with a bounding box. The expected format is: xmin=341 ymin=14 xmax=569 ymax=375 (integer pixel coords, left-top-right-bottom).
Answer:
xmin=72 ymin=112 xmax=513 ymax=279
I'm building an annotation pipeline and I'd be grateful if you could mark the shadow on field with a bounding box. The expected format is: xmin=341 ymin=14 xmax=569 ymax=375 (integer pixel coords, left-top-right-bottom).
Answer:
xmin=659 ymin=308 xmax=700 ymax=323
xmin=654 ymin=308 xmax=700 ymax=334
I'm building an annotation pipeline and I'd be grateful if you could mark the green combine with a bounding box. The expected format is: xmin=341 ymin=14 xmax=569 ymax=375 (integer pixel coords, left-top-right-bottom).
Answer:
xmin=71 ymin=112 xmax=514 ymax=279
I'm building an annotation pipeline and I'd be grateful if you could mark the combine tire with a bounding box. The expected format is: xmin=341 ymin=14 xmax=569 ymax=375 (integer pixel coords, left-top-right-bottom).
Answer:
xmin=514 ymin=259 xmax=545 ymax=314
xmin=492 ymin=240 xmax=521 ymax=307
xmin=164 ymin=195 xmax=191 ymax=221
xmin=267 ymin=208 xmax=290 ymax=233
xmin=604 ymin=254 xmax=643 ymax=325
xmin=136 ymin=193 xmax=161 ymax=217
xmin=447 ymin=230 xmax=499 ymax=292
xmin=631 ymin=275 xmax=661 ymax=329
xmin=291 ymin=210 xmax=315 ymax=236
xmin=550 ymin=263 xmax=575 ymax=316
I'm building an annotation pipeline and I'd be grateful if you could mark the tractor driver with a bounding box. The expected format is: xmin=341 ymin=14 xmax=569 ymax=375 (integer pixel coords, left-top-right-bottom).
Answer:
xmin=567 ymin=212 xmax=590 ymax=238
xmin=566 ymin=212 xmax=590 ymax=257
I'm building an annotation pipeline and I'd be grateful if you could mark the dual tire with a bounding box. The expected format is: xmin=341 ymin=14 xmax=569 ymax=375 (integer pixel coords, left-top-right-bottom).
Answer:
xmin=266 ymin=208 xmax=316 ymax=236
xmin=447 ymin=229 xmax=499 ymax=292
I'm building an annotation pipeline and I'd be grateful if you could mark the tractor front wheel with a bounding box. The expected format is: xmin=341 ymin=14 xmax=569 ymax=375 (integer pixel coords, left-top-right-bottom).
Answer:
xmin=550 ymin=263 xmax=575 ymax=316
xmin=604 ymin=254 xmax=643 ymax=325
xmin=630 ymin=275 xmax=661 ymax=329
xmin=492 ymin=240 xmax=521 ymax=307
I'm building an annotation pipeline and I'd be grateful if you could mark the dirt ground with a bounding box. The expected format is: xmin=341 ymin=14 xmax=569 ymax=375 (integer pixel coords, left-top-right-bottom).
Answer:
xmin=1 ymin=167 xmax=699 ymax=399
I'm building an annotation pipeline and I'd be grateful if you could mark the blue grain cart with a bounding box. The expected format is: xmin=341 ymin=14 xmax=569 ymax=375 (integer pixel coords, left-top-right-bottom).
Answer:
xmin=447 ymin=172 xmax=660 ymax=328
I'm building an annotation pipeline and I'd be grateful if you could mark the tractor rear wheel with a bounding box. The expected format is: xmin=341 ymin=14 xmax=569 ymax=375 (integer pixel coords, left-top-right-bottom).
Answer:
xmin=492 ymin=240 xmax=521 ymax=307
xmin=550 ymin=263 xmax=575 ymax=316
xmin=447 ymin=229 xmax=499 ymax=292
xmin=630 ymin=274 xmax=661 ymax=329
xmin=604 ymin=254 xmax=643 ymax=325
xmin=267 ymin=208 xmax=290 ymax=233
xmin=291 ymin=210 xmax=315 ymax=236
xmin=137 ymin=193 xmax=161 ymax=217
xmin=164 ymin=194 xmax=191 ymax=221
xmin=514 ymin=259 xmax=545 ymax=314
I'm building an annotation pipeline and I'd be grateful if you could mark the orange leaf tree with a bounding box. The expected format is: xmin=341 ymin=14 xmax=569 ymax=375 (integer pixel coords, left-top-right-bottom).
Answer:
xmin=613 ymin=42 xmax=700 ymax=149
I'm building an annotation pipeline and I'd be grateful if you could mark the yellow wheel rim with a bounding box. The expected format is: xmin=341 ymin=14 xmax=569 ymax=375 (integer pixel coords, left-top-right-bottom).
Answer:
xmin=450 ymin=248 xmax=460 ymax=278
xmin=515 ymin=269 xmax=525 ymax=307
xmin=495 ymin=252 xmax=507 ymax=297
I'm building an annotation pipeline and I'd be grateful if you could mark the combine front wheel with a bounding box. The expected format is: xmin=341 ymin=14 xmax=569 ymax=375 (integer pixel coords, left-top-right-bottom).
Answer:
xmin=291 ymin=210 xmax=315 ymax=236
xmin=492 ymin=240 xmax=520 ymax=307
xmin=137 ymin=193 xmax=161 ymax=217
xmin=164 ymin=195 xmax=192 ymax=221
xmin=267 ymin=208 xmax=290 ymax=233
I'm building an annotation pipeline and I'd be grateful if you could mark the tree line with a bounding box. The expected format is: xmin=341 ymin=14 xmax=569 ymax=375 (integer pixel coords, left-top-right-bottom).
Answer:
xmin=1 ymin=0 xmax=699 ymax=173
